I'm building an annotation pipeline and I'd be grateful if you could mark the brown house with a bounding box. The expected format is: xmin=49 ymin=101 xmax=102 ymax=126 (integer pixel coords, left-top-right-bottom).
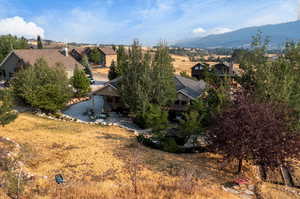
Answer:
xmin=97 ymin=47 xmax=117 ymax=67
xmin=93 ymin=75 xmax=206 ymax=112
xmin=70 ymin=47 xmax=91 ymax=62
xmin=70 ymin=46 xmax=117 ymax=67
xmin=0 ymin=48 xmax=83 ymax=81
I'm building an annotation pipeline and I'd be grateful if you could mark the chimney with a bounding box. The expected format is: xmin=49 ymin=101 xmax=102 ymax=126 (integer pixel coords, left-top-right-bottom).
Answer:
xmin=63 ymin=47 xmax=68 ymax=56
xmin=298 ymin=0 xmax=300 ymax=21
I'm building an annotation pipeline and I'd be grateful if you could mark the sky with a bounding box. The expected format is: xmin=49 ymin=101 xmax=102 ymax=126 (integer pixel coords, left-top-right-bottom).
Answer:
xmin=0 ymin=0 xmax=299 ymax=45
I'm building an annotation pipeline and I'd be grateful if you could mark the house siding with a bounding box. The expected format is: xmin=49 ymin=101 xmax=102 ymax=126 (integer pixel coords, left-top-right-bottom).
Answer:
xmin=0 ymin=53 xmax=24 ymax=81
xmin=0 ymin=52 xmax=75 ymax=81
xmin=105 ymin=55 xmax=117 ymax=67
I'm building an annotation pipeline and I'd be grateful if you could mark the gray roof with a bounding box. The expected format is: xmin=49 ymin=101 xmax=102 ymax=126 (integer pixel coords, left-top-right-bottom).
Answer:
xmin=174 ymin=75 xmax=206 ymax=99
xmin=94 ymin=75 xmax=206 ymax=99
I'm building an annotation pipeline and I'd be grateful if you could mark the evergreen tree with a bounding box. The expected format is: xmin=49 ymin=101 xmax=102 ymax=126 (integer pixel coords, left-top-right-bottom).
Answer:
xmin=108 ymin=61 xmax=118 ymax=80
xmin=89 ymin=48 xmax=101 ymax=64
xmin=0 ymin=35 xmax=28 ymax=63
xmin=81 ymin=55 xmax=93 ymax=79
xmin=0 ymin=90 xmax=17 ymax=127
xmin=150 ymin=43 xmax=176 ymax=107
xmin=11 ymin=58 xmax=72 ymax=112
xmin=117 ymin=45 xmax=128 ymax=76
xmin=37 ymin=35 xmax=43 ymax=49
xmin=81 ymin=54 xmax=89 ymax=68
xmin=119 ymin=40 xmax=152 ymax=114
xmin=71 ymin=65 xmax=91 ymax=97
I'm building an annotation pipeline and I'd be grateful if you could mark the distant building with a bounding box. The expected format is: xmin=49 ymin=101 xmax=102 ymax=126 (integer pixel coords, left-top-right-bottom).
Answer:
xmin=70 ymin=46 xmax=117 ymax=67
xmin=191 ymin=63 xmax=209 ymax=80
xmin=97 ymin=47 xmax=117 ymax=67
xmin=191 ymin=62 xmax=236 ymax=80
xmin=0 ymin=48 xmax=83 ymax=80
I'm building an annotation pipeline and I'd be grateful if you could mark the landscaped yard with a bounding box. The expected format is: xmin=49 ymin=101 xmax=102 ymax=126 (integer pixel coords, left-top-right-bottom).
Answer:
xmin=0 ymin=113 xmax=299 ymax=198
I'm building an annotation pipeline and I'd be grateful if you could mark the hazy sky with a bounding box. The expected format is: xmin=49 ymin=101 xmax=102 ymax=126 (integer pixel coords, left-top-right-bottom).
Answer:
xmin=0 ymin=0 xmax=299 ymax=45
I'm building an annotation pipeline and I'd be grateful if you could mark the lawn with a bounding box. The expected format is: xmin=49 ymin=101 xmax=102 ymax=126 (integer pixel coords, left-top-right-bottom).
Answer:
xmin=0 ymin=114 xmax=298 ymax=198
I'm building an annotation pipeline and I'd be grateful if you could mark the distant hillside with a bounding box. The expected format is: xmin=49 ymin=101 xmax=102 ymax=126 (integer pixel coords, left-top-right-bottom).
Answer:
xmin=177 ymin=20 xmax=300 ymax=49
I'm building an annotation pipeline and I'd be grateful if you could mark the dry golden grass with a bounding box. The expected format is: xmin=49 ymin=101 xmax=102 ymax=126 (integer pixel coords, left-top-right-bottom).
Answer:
xmin=0 ymin=114 xmax=299 ymax=198
xmin=0 ymin=114 xmax=242 ymax=199
xmin=171 ymin=54 xmax=198 ymax=75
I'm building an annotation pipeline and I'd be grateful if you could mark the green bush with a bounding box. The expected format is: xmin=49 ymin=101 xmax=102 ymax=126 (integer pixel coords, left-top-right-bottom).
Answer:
xmin=135 ymin=104 xmax=169 ymax=131
xmin=11 ymin=58 xmax=72 ymax=112
xmin=162 ymin=137 xmax=179 ymax=153
xmin=0 ymin=89 xmax=18 ymax=127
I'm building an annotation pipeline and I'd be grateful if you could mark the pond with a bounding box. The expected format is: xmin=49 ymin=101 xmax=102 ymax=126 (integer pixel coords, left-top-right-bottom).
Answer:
xmin=63 ymin=96 xmax=104 ymax=122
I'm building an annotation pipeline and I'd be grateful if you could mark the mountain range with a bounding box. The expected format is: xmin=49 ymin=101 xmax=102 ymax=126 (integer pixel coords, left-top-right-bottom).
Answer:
xmin=176 ymin=20 xmax=300 ymax=49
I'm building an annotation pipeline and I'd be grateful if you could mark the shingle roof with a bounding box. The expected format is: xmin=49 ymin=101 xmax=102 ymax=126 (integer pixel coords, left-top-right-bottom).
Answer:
xmin=12 ymin=49 xmax=83 ymax=71
xmin=71 ymin=47 xmax=90 ymax=55
xmin=98 ymin=47 xmax=116 ymax=55
xmin=95 ymin=75 xmax=206 ymax=100
xmin=174 ymin=75 xmax=206 ymax=99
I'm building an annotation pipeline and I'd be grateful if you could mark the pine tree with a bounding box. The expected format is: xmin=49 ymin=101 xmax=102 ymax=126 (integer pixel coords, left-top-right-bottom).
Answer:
xmin=108 ymin=61 xmax=118 ymax=80
xmin=81 ymin=55 xmax=93 ymax=79
xmin=117 ymin=45 xmax=128 ymax=76
xmin=71 ymin=65 xmax=91 ymax=97
xmin=37 ymin=35 xmax=43 ymax=49
xmin=150 ymin=43 xmax=176 ymax=107
xmin=0 ymin=90 xmax=18 ymax=127
xmin=119 ymin=40 xmax=152 ymax=114
xmin=11 ymin=58 xmax=72 ymax=112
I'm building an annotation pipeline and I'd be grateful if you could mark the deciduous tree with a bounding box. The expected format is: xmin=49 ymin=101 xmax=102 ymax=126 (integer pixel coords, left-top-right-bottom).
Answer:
xmin=209 ymin=92 xmax=299 ymax=185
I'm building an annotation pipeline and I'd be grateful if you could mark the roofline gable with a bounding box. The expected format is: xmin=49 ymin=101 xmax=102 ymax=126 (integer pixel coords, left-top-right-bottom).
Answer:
xmin=0 ymin=51 xmax=16 ymax=68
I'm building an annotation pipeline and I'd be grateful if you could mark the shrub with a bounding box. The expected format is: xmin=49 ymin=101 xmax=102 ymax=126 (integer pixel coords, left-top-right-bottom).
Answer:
xmin=135 ymin=104 xmax=169 ymax=131
xmin=179 ymin=111 xmax=203 ymax=139
xmin=162 ymin=137 xmax=179 ymax=153
xmin=11 ymin=58 xmax=72 ymax=112
xmin=0 ymin=89 xmax=17 ymax=127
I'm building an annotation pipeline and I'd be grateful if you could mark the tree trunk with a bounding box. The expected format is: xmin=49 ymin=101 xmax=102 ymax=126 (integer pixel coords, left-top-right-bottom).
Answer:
xmin=258 ymin=165 xmax=267 ymax=181
xmin=280 ymin=166 xmax=294 ymax=187
xmin=237 ymin=159 xmax=243 ymax=174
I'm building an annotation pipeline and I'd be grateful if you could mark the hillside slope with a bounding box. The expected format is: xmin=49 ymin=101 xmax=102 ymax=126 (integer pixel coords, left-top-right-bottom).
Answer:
xmin=177 ymin=21 xmax=300 ymax=49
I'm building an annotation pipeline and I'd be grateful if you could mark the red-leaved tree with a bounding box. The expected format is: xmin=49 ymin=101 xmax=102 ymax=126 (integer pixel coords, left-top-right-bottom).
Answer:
xmin=208 ymin=92 xmax=300 ymax=186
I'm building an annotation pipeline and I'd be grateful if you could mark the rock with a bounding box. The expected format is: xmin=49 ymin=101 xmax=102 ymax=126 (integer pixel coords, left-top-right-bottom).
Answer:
xmin=222 ymin=186 xmax=240 ymax=194
xmin=244 ymin=190 xmax=254 ymax=195
xmin=248 ymin=184 xmax=255 ymax=191
xmin=239 ymin=193 xmax=253 ymax=199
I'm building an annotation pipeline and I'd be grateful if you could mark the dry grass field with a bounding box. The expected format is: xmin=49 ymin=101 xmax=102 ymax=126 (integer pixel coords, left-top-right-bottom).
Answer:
xmin=171 ymin=54 xmax=198 ymax=75
xmin=0 ymin=114 xmax=299 ymax=198
xmin=89 ymin=54 xmax=208 ymax=78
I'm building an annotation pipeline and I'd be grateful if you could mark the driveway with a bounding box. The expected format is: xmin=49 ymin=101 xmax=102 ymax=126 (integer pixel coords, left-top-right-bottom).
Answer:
xmin=90 ymin=67 xmax=109 ymax=92
xmin=63 ymin=96 xmax=104 ymax=122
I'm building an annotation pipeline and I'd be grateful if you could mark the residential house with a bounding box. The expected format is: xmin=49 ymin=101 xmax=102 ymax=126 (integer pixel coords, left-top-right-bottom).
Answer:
xmin=191 ymin=63 xmax=209 ymax=80
xmin=0 ymin=48 xmax=83 ymax=81
xmin=97 ymin=47 xmax=117 ymax=67
xmin=70 ymin=47 xmax=91 ymax=62
xmin=70 ymin=46 xmax=117 ymax=67
xmin=191 ymin=62 xmax=235 ymax=80
xmin=93 ymin=75 xmax=206 ymax=112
